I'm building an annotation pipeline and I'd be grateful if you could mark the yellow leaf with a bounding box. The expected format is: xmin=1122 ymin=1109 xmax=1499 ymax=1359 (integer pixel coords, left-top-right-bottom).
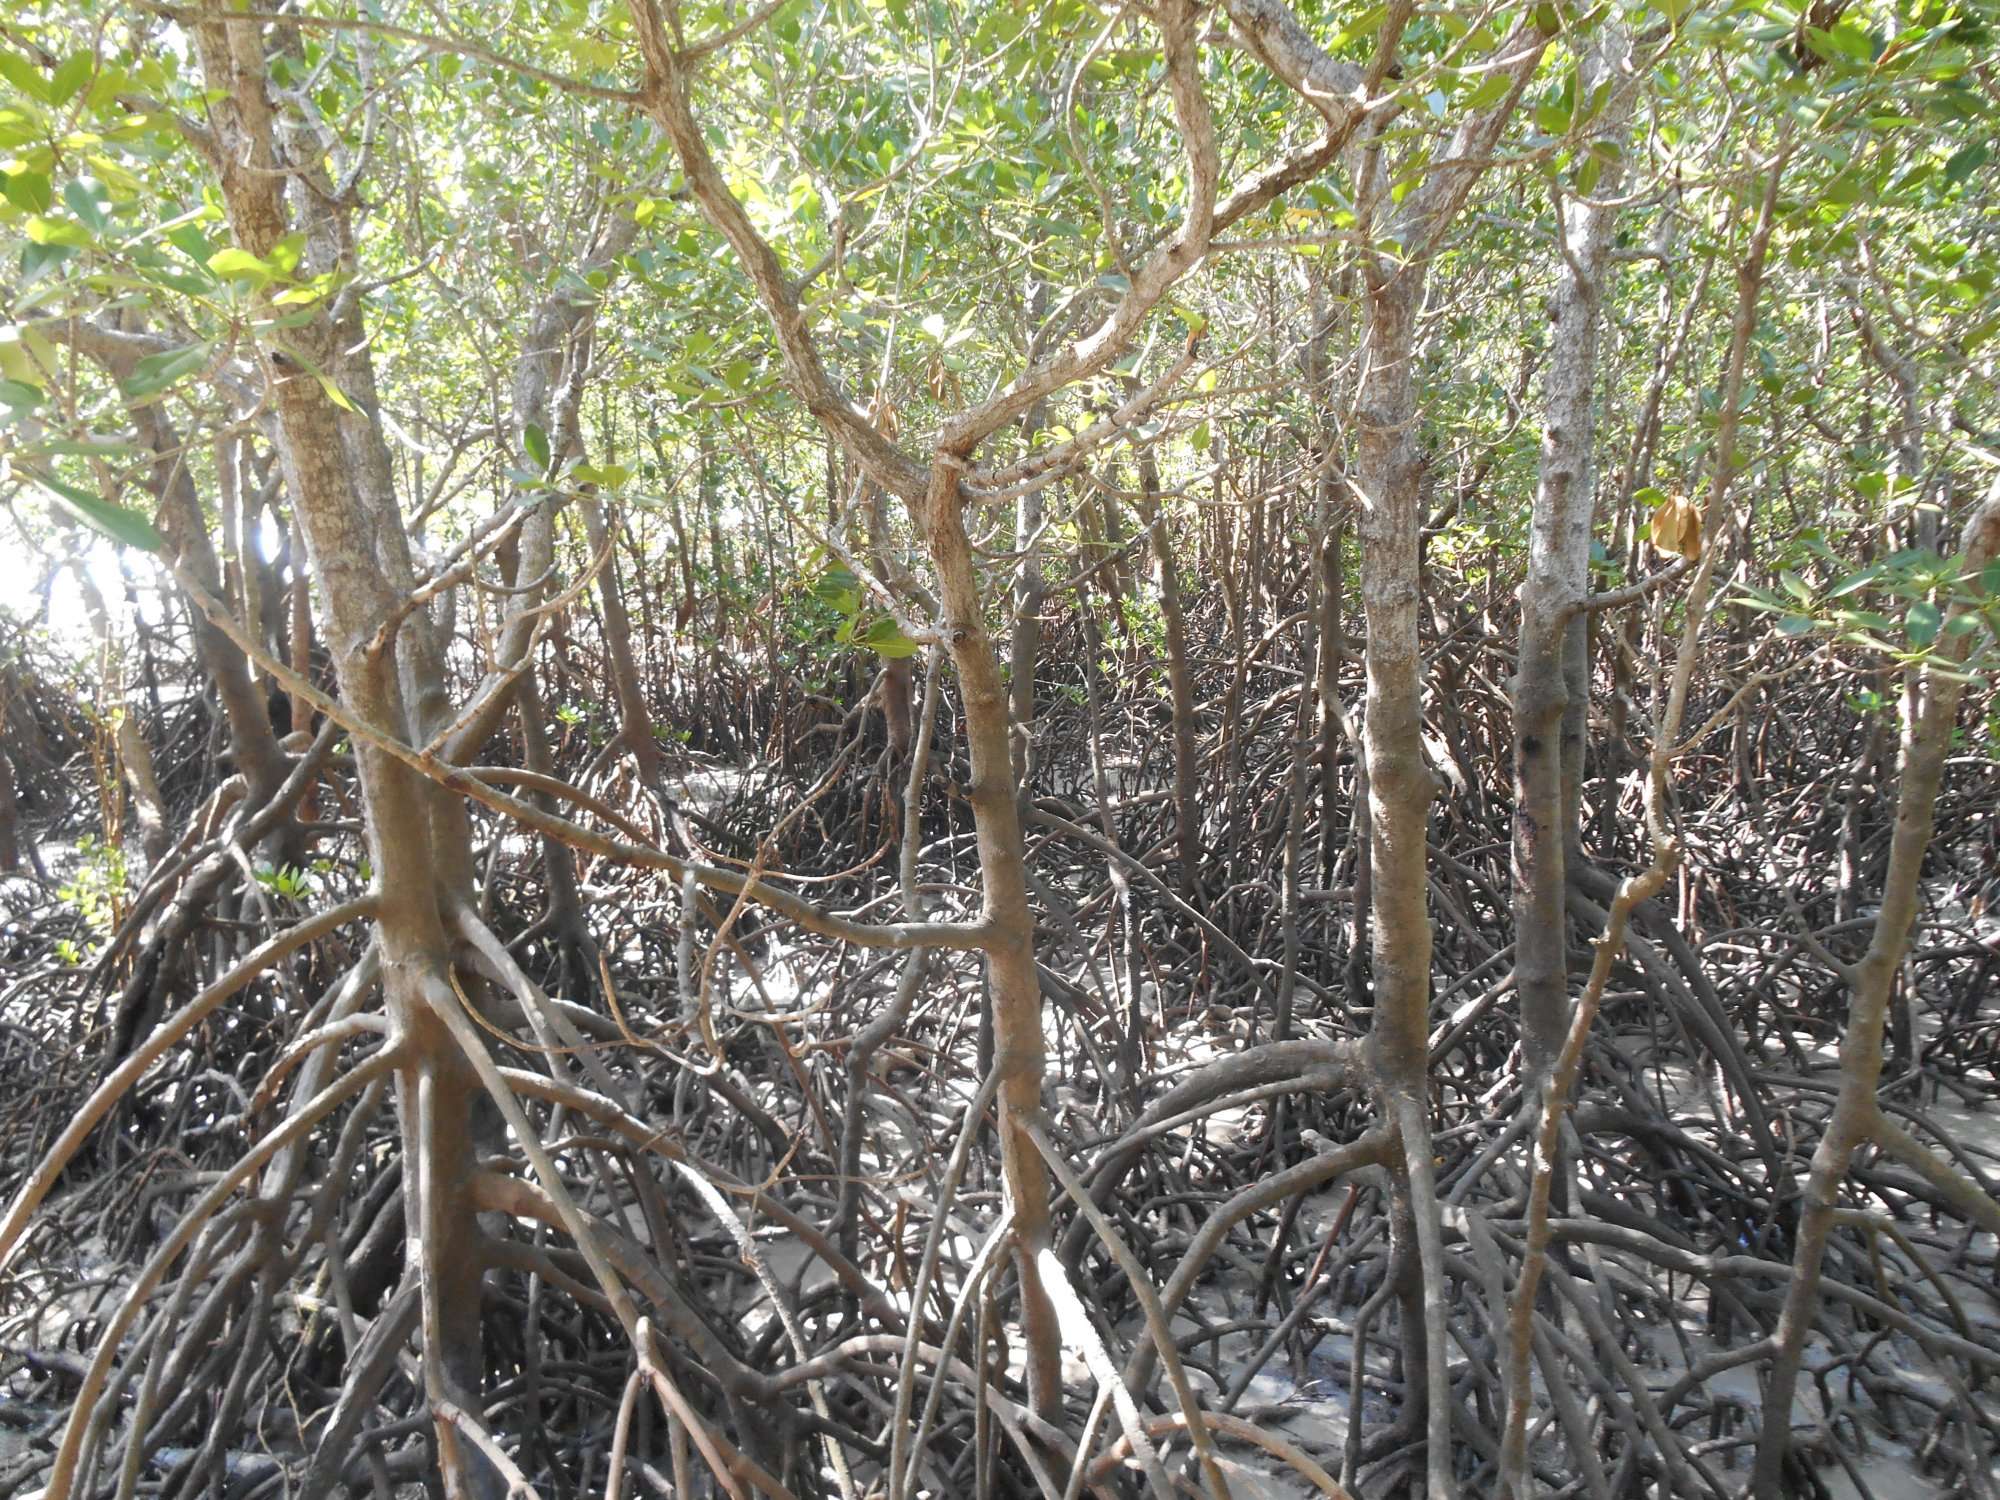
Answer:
xmin=1649 ymin=494 xmax=1702 ymax=562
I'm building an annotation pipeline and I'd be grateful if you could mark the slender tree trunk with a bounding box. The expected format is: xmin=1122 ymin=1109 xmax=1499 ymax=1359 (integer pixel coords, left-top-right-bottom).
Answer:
xmin=1747 ymin=466 xmax=2000 ymax=1499
xmin=864 ymin=480 xmax=915 ymax=760
xmin=517 ymin=670 xmax=597 ymax=989
xmin=58 ymin=318 xmax=290 ymax=812
xmin=1353 ymin=258 xmax=1453 ymax=1488
xmin=1007 ymin=475 xmax=1045 ymax=788
xmin=441 ymin=222 xmax=636 ymax=764
xmin=1009 ymin=288 xmax=1050 ymax=790
xmin=0 ymin=745 xmax=18 ymax=873
xmin=193 ymin=18 xmax=503 ymax=1492
xmin=1513 ymin=31 xmax=1631 ymax=1088
xmin=1132 ymin=446 xmax=1202 ymax=900
xmin=1318 ymin=518 xmax=1348 ymax=884
xmin=1345 ymin=34 xmax=1550 ymax=1489
xmin=114 ymin=708 xmax=171 ymax=872
xmin=924 ymin=460 xmax=1064 ymax=1421
xmin=579 ymin=492 xmax=669 ymax=800
xmin=66 ymin=560 xmax=171 ymax=872
xmin=1078 ymin=586 xmax=1144 ymax=1087
xmin=1274 ymin=573 xmax=1320 ymax=1045
xmin=628 ymin=0 xmax=1226 ymax=1437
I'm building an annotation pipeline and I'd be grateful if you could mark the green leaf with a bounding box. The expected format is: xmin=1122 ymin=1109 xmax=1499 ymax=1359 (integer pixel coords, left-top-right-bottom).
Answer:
xmin=20 ymin=241 xmax=73 ymax=283
xmin=38 ymin=474 xmax=163 ymax=551
xmin=554 ymin=269 xmax=600 ymax=306
xmin=49 ymin=51 xmax=93 ymax=106
xmin=1464 ymin=72 xmax=1513 ymax=110
xmin=62 ymin=176 xmax=108 ymax=234
xmin=26 ymin=215 xmax=92 ymax=248
xmin=1825 ymin=20 xmax=1877 ymax=60
xmin=165 ymin=223 xmax=216 ymax=265
xmin=1835 ymin=609 xmax=1894 ymax=632
xmin=1778 ymin=614 xmax=1815 ymax=636
xmin=0 ymin=377 xmax=43 ymax=413
xmin=811 ymin=566 xmax=860 ymax=615
xmin=266 ymin=231 xmax=307 ymax=276
xmin=123 ymin=342 xmax=211 ymax=399
xmin=1944 ymin=143 xmax=1990 ymax=187
xmin=1905 ymin=599 xmax=1942 ymax=647
xmin=859 ymin=616 xmax=920 ymax=658
xmin=0 ymin=49 xmax=49 ymax=101
xmin=1 ymin=168 xmax=53 ymax=214
xmin=311 ymin=374 xmax=356 ymax=411
xmin=0 ymin=326 xmax=52 ymax=386
xmin=208 ymin=246 xmax=272 ymax=283
xmin=522 ymin=422 xmax=551 ymax=470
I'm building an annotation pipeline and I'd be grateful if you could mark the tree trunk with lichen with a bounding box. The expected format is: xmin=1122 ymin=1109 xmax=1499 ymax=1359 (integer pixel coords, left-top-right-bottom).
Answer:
xmin=1513 ymin=30 xmax=1631 ymax=1090
xmin=192 ymin=14 xmax=505 ymax=1494
xmin=1748 ymin=472 xmax=2000 ymax=1500
xmin=1352 ymin=257 xmax=1452 ymax=1486
xmin=1133 ymin=435 xmax=1202 ymax=902
xmin=925 ymin=457 xmax=1066 ymax=1419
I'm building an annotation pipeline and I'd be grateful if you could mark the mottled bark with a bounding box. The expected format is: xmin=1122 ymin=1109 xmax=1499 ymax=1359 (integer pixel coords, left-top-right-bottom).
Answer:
xmin=64 ymin=556 xmax=172 ymax=872
xmin=0 ymin=747 xmax=18 ymax=873
xmin=1748 ymin=455 xmax=2000 ymax=1498
xmin=441 ymin=218 xmax=638 ymax=764
xmin=632 ymin=0 xmax=1241 ymax=1431
xmin=191 ymin=12 xmax=502 ymax=1491
xmin=1008 ymin=411 xmax=1048 ymax=788
xmin=1291 ymin=9 xmax=1549 ymax=1485
xmin=54 ymin=319 xmax=289 ymax=814
xmin=1513 ymin=29 xmax=1632 ymax=1088
xmin=863 ymin=479 xmax=914 ymax=760
xmin=1133 ymin=442 xmax=1202 ymax=901
xmin=924 ymin=460 xmax=1065 ymax=1416
xmin=578 ymin=494 xmax=669 ymax=799
xmin=1350 ymin=244 xmax=1459 ymax=1492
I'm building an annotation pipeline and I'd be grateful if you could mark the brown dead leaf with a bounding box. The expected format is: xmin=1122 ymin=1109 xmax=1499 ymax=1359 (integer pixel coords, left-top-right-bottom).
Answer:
xmin=1650 ymin=494 xmax=1702 ymax=561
